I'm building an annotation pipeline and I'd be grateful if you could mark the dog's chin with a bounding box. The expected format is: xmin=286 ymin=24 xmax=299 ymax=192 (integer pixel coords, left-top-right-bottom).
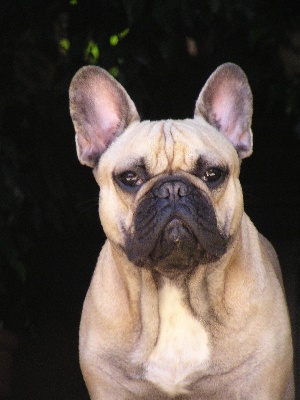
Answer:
xmin=149 ymin=219 xmax=200 ymax=270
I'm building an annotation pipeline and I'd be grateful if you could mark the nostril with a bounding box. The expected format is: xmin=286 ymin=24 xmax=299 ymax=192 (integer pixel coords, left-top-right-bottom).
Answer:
xmin=155 ymin=181 xmax=190 ymax=200
xmin=157 ymin=185 xmax=170 ymax=199
xmin=174 ymin=182 xmax=190 ymax=197
xmin=155 ymin=182 xmax=172 ymax=199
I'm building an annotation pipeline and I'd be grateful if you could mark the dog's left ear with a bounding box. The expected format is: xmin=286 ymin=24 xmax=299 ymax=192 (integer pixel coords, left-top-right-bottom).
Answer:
xmin=194 ymin=63 xmax=253 ymax=159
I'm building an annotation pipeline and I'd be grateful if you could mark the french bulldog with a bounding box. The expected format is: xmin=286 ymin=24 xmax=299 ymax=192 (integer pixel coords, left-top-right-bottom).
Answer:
xmin=69 ymin=63 xmax=294 ymax=399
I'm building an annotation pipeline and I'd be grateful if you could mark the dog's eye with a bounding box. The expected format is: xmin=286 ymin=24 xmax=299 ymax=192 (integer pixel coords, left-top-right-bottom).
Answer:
xmin=202 ymin=168 xmax=225 ymax=186
xmin=118 ymin=171 xmax=143 ymax=188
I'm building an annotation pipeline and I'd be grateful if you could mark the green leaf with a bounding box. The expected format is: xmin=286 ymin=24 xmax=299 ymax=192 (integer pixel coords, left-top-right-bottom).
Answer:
xmin=110 ymin=35 xmax=119 ymax=46
xmin=59 ymin=39 xmax=70 ymax=52
xmin=119 ymin=28 xmax=130 ymax=38
xmin=109 ymin=66 xmax=120 ymax=77
xmin=84 ymin=40 xmax=100 ymax=63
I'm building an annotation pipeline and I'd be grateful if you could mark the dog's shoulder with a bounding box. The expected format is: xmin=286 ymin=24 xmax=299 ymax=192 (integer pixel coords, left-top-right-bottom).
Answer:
xmin=258 ymin=232 xmax=284 ymax=289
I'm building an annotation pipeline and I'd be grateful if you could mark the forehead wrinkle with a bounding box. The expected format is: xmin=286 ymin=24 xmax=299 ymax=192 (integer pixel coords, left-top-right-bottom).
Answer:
xmin=162 ymin=121 xmax=175 ymax=168
xmin=172 ymin=124 xmax=191 ymax=170
xmin=152 ymin=122 xmax=167 ymax=170
xmin=169 ymin=121 xmax=196 ymax=171
xmin=141 ymin=120 xmax=170 ymax=175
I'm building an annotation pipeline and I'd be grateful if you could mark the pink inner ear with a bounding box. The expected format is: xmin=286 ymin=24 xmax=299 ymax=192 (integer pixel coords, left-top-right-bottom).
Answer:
xmin=209 ymin=79 xmax=252 ymax=158
xmin=93 ymin=94 xmax=121 ymax=133
xmin=72 ymin=87 xmax=123 ymax=167
xmin=212 ymin=85 xmax=237 ymax=134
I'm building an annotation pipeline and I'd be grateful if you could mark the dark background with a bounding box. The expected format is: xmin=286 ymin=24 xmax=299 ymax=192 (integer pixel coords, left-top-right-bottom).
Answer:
xmin=0 ymin=0 xmax=299 ymax=399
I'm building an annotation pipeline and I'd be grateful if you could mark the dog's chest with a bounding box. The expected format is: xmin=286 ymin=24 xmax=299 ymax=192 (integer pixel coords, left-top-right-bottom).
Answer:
xmin=145 ymin=281 xmax=210 ymax=395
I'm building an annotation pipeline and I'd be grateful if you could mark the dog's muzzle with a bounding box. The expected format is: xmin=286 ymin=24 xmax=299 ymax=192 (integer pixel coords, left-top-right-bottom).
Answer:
xmin=125 ymin=177 xmax=228 ymax=271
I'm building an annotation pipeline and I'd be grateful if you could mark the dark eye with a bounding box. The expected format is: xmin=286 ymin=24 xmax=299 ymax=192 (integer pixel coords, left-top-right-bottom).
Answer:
xmin=201 ymin=168 xmax=225 ymax=186
xmin=118 ymin=171 xmax=143 ymax=188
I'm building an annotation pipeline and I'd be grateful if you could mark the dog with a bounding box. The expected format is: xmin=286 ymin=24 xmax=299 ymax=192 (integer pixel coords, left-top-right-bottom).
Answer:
xmin=69 ymin=63 xmax=294 ymax=399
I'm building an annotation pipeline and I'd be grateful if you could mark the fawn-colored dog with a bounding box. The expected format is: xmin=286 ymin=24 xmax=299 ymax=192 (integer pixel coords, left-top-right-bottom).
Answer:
xmin=69 ymin=63 xmax=294 ymax=399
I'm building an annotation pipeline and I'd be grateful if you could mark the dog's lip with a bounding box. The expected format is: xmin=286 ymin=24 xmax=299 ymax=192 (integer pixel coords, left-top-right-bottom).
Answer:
xmin=163 ymin=215 xmax=195 ymax=237
xmin=164 ymin=218 xmax=191 ymax=240
xmin=148 ymin=211 xmax=198 ymax=251
xmin=151 ymin=216 xmax=197 ymax=251
xmin=149 ymin=216 xmax=200 ymax=267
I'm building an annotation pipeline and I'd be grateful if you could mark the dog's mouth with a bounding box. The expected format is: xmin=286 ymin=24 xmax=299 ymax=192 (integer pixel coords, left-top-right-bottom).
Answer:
xmin=148 ymin=217 xmax=200 ymax=269
xmin=125 ymin=177 xmax=228 ymax=272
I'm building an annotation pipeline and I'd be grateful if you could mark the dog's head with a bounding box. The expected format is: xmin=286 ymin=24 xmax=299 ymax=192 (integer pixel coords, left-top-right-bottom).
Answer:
xmin=69 ymin=63 xmax=253 ymax=273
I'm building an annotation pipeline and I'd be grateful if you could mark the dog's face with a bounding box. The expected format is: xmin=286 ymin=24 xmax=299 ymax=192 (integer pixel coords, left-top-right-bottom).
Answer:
xmin=96 ymin=119 xmax=241 ymax=272
xmin=69 ymin=63 xmax=253 ymax=273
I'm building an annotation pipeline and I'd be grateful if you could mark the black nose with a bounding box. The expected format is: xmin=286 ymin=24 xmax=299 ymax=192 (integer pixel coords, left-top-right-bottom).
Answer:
xmin=155 ymin=181 xmax=191 ymax=202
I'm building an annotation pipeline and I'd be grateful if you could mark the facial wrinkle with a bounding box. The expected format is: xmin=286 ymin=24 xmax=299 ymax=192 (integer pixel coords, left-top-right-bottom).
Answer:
xmin=137 ymin=121 xmax=167 ymax=175
xmin=162 ymin=121 xmax=175 ymax=169
xmin=173 ymin=124 xmax=193 ymax=170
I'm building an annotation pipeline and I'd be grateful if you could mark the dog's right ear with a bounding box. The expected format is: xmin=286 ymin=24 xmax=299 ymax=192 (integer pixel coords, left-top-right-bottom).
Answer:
xmin=69 ymin=66 xmax=140 ymax=168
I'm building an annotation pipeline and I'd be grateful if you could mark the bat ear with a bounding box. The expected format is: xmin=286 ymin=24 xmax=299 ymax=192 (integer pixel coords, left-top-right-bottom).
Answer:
xmin=194 ymin=63 xmax=253 ymax=159
xmin=69 ymin=66 xmax=140 ymax=168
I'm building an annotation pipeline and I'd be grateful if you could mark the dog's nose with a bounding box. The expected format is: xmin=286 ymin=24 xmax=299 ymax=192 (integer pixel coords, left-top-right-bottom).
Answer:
xmin=155 ymin=181 xmax=190 ymax=201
